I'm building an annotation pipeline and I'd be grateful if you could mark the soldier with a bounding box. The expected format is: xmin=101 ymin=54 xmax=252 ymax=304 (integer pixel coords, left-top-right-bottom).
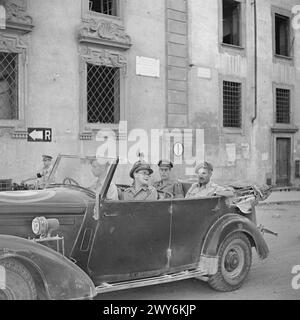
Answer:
xmin=185 ymin=161 xmax=234 ymax=199
xmin=88 ymin=158 xmax=118 ymax=201
xmin=153 ymin=160 xmax=184 ymax=198
xmin=123 ymin=161 xmax=158 ymax=201
xmin=22 ymin=155 xmax=54 ymax=188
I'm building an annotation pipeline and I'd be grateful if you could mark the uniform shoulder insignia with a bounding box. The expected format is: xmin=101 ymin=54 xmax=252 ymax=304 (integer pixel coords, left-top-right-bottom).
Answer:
xmin=124 ymin=187 xmax=132 ymax=193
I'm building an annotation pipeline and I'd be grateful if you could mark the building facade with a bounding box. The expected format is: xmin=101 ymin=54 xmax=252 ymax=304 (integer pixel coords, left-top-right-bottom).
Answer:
xmin=0 ymin=0 xmax=299 ymax=186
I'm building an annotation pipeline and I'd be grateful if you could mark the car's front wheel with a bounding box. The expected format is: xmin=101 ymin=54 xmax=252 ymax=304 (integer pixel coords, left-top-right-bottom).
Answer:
xmin=208 ymin=232 xmax=252 ymax=292
xmin=0 ymin=258 xmax=37 ymax=300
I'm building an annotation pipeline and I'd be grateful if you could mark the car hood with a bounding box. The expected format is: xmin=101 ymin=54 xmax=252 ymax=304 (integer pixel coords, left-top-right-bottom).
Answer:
xmin=0 ymin=187 xmax=94 ymax=215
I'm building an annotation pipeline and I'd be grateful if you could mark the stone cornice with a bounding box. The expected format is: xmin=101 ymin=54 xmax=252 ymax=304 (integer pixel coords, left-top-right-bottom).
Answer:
xmin=271 ymin=127 xmax=299 ymax=134
xmin=78 ymin=19 xmax=131 ymax=50
xmin=3 ymin=0 xmax=34 ymax=34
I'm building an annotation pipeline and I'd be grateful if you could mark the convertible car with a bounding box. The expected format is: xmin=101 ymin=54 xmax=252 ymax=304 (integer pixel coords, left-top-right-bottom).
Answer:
xmin=0 ymin=154 xmax=271 ymax=300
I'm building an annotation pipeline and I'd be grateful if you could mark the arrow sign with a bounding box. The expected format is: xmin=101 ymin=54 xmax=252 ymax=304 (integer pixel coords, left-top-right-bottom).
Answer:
xmin=29 ymin=130 xmax=43 ymax=141
xmin=27 ymin=128 xmax=52 ymax=142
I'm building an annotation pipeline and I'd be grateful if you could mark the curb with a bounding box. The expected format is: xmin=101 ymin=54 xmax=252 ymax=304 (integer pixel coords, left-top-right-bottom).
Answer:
xmin=258 ymin=200 xmax=300 ymax=206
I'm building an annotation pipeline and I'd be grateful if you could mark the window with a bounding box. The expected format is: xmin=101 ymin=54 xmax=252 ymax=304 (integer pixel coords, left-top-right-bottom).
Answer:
xmin=87 ymin=64 xmax=120 ymax=124
xmin=222 ymin=0 xmax=241 ymax=46
xmin=0 ymin=52 xmax=18 ymax=120
xmin=295 ymin=160 xmax=300 ymax=178
xmin=275 ymin=13 xmax=290 ymax=57
xmin=223 ymin=81 xmax=241 ymax=128
xmin=89 ymin=0 xmax=118 ymax=16
xmin=276 ymin=88 xmax=290 ymax=124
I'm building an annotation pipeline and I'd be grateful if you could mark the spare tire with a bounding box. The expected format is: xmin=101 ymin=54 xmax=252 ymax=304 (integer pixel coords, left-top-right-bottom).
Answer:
xmin=0 ymin=258 xmax=37 ymax=300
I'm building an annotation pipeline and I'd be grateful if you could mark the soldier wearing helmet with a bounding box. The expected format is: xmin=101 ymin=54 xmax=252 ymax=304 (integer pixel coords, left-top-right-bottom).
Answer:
xmin=123 ymin=161 xmax=158 ymax=201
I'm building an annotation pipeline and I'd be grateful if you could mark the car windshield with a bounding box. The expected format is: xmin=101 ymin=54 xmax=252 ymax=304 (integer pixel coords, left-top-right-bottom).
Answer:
xmin=45 ymin=155 xmax=116 ymax=192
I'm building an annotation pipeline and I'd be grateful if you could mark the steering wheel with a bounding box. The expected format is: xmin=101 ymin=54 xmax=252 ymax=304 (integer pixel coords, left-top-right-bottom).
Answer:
xmin=62 ymin=177 xmax=80 ymax=186
xmin=157 ymin=190 xmax=174 ymax=200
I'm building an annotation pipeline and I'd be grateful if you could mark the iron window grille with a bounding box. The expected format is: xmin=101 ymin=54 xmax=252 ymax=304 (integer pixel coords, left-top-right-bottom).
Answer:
xmin=276 ymin=88 xmax=290 ymax=124
xmin=87 ymin=64 xmax=120 ymax=124
xmin=89 ymin=0 xmax=118 ymax=16
xmin=275 ymin=13 xmax=290 ymax=57
xmin=0 ymin=52 xmax=18 ymax=120
xmin=222 ymin=0 xmax=241 ymax=46
xmin=223 ymin=81 xmax=241 ymax=128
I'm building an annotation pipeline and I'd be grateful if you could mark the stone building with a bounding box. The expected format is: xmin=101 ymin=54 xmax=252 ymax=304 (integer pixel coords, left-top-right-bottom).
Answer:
xmin=0 ymin=0 xmax=299 ymax=187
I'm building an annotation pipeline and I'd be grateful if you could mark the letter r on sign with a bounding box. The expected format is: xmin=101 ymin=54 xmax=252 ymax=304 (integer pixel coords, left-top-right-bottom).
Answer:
xmin=44 ymin=130 xmax=51 ymax=141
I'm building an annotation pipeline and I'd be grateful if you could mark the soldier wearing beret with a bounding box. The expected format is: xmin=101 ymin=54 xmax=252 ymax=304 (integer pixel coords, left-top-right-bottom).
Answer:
xmin=185 ymin=161 xmax=234 ymax=199
xmin=153 ymin=160 xmax=184 ymax=198
xmin=22 ymin=155 xmax=54 ymax=188
xmin=123 ymin=161 xmax=158 ymax=201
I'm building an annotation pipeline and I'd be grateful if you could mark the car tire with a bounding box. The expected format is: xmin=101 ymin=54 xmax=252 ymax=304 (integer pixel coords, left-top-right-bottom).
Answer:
xmin=0 ymin=258 xmax=37 ymax=300
xmin=208 ymin=232 xmax=252 ymax=292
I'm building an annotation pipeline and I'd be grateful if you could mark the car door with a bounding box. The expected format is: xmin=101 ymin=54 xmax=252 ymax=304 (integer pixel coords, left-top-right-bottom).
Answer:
xmin=87 ymin=199 xmax=172 ymax=284
xmin=169 ymin=197 xmax=223 ymax=270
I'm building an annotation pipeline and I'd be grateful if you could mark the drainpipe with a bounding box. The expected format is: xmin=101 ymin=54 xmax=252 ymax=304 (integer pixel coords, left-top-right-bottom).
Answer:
xmin=252 ymin=0 xmax=257 ymax=124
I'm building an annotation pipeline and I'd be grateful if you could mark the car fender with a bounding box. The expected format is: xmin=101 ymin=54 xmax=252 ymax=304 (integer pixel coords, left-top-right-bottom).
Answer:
xmin=0 ymin=235 xmax=96 ymax=300
xmin=201 ymin=213 xmax=269 ymax=260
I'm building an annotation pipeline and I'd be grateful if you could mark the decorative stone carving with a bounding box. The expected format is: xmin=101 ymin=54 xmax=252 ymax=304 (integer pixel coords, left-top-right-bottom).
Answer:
xmin=78 ymin=19 xmax=131 ymax=50
xmin=0 ymin=33 xmax=26 ymax=53
xmin=11 ymin=129 xmax=27 ymax=139
xmin=79 ymin=131 xmax=93 ymax=141
xmin=3 ymin=0 xmax=34 ymax=34
xmin=80 ymin=46 xmax=127 ymax=69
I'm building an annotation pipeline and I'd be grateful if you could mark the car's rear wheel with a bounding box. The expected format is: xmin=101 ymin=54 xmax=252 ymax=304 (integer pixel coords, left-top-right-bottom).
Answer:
xmin=208 ymin=232 xmax=252 ymax=292
xmin=0 ymin=258 xmax=37 ymax=300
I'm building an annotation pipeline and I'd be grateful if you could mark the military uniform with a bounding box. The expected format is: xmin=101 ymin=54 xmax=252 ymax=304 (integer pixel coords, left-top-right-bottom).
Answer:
xmin=185 ymin=161 xmax=234 ymax=199
xmin=36 ymin=165 xmax=53 ymax=187
xmin=153 ymin=180 xmax=184 ymax=198
xmin=185 ymin=181 xmax=227 ymax=198
xmin=154 ymin=159 xmax=184 ymax=198
xmin=122 ymin=160 xmax=157 ymax=201
xmin=36 ymin=155 xmax=54 ymax=188
xmin=123 ymin=185 xmax=158 ymax=201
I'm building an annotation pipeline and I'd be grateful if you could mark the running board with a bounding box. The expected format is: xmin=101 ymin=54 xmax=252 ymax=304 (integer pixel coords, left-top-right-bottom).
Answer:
xmin=95 ymin=269 xmax=209 ymax=294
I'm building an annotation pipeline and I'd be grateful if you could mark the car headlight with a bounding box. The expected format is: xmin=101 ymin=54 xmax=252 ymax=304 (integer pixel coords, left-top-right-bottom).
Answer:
xmin=32 ymin=217 xmax=59 ymax=237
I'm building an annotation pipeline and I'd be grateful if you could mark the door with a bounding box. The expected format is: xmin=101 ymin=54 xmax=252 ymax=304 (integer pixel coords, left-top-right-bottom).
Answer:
xmin=87 ymin=200 xmax=171 ymax=284
xmin=169 ymin=197 xmax=223 ymax=270
xmin=276 ymin=138 xmax=291 ymax=186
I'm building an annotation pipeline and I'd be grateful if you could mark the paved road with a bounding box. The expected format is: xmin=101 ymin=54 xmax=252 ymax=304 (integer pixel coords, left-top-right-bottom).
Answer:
xmin=96 ymin=203 xmax=300 ymax=300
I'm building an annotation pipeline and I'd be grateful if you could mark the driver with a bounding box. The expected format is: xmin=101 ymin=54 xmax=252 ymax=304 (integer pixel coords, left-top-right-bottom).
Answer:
xmin=123 ymin=161 xmax=158 ymax=201
xmin=153 ymin=160 xmax=184 ymax=198
xmin=89 ymin=159 xmax=118 ymax=201
xmin=21 ymin=155 xmax=54 ymax=189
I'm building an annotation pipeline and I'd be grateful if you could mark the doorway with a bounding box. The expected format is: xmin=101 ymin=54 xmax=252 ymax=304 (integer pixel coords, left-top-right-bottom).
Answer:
xmin=276 ymin=137 xmax=291 ymax=186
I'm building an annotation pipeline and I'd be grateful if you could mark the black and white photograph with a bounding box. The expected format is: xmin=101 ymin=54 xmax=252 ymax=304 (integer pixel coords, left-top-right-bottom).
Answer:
xmin=0 ymin=0 xmax=300 ymax=309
